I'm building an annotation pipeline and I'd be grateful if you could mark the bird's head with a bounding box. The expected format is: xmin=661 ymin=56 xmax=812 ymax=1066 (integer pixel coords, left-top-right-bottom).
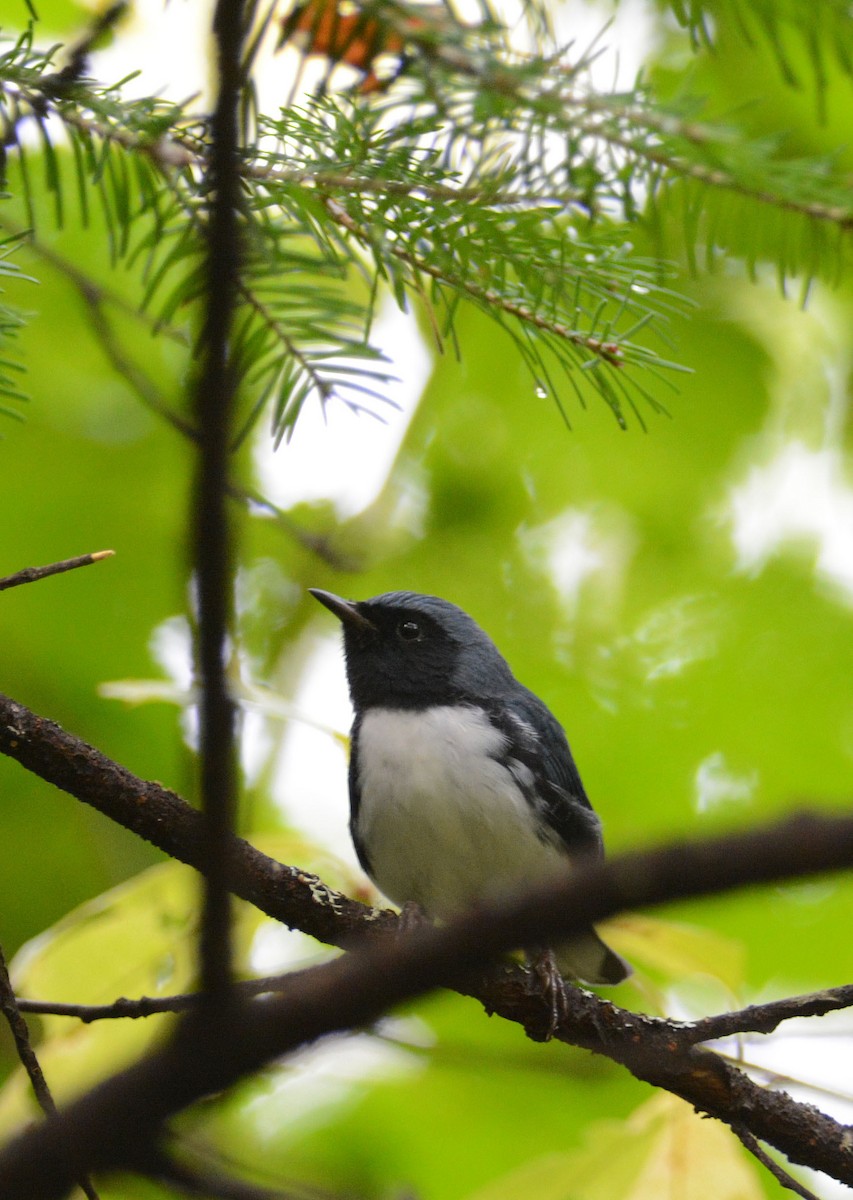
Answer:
xmin=309 ymin=589 xmax=515 ymax=709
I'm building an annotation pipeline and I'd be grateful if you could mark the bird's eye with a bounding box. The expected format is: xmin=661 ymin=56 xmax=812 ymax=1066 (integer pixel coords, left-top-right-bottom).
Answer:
xmin=397 ymin=620 xmax=422 ymax=642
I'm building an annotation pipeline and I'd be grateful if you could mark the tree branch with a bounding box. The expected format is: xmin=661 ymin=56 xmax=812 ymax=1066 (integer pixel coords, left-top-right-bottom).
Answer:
xmin=0 ymin=551 xmax=114 ymax=592
xmin=678 ymin=984 xmax=853 ymax=1046
xmin=19 ymin=979 xmax=853 ymax=1047
xmin=15 ymin=976 xmax=306 ymax=1023
xmin=1 ymin=691 xmax=853 ymax=1193
xmin=731 ymin=1125 xmax=822 ymax=1200
xmin=0 ymin=807 xmax=853 ymax=1194
xmin=0 ymin=691 xmax=382 ymax=946
xmin=0 ymin=945 xmax=101 ymax=1200
xmin=192 ymin=0 xmax=249 ymax=1000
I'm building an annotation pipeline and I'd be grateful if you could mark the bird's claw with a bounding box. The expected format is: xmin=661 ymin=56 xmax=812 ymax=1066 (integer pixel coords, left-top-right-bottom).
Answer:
xmin=397 ymin=899 xmax=429 ymax=937
xmin=527 ymin=948 xmax=570 ymax=1041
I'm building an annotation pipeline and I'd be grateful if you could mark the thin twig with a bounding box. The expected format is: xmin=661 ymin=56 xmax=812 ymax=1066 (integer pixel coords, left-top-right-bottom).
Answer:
xmin=79 ymin=297 xmax=199 ymax=439
xmin=679 ymin=984 xmax=853 ymax=1046
xmin=0 ymin=945 xmax=101 ymax=1200
xmin=0 ymin=551 xmax=114 ymax=592
xmin=0 ymin=217 xmax=188 ymax=346
xmin=192 ymin=0 xmax=250 ymax=999
xmin=15 ymin=975 xmax=299 ymax=1023
xmin=3 ymin=220 xmax=200 ymax=440
xmin=731 ymin=1125 xmax=823 ymax=1200
xmin=16 ymin=995 xmax=197 ymax=1022
xmin=0 ymin=946 xmax=57 ymax=1118
xmin=228 ymin=483 xmax=365 ymax=570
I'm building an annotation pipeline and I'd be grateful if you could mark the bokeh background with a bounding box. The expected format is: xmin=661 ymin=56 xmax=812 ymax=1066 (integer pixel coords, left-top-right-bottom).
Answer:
xmin=1 ymin=0 xmax=853 ymax=1196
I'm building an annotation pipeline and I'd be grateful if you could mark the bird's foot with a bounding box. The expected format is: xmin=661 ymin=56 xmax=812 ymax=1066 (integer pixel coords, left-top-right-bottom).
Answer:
xmin=397 ymin=900 xmax=429 ymax=937
xmin=527 ymin=948 xmax=570 ymax=1041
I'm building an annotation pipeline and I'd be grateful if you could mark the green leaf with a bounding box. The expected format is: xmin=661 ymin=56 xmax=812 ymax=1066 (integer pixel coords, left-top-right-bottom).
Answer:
xmin=0 ymin=833 xmax=354 ymax=1134
xmin=466 ymin=1093 xmax=764 ymax=1200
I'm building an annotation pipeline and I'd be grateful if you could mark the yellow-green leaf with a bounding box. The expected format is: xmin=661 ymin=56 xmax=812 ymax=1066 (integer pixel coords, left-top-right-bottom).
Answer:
xmin=466 ymin=1093 xmax=763 ymax=1200
xmin=605 ymin=914 xmax=746 ymax=993
xmin=0 ymin=834 xmax=355 ymax=1135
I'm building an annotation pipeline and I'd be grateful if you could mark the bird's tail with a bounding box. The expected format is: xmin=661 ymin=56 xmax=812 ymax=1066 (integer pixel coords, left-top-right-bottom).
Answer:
xmin=557 ymin=928 xmax=631 ymax=986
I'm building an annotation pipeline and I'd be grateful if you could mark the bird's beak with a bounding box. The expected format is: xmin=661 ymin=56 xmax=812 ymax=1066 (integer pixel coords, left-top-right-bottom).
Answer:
xmin=309 ymin=588 xmax=376 ymax=632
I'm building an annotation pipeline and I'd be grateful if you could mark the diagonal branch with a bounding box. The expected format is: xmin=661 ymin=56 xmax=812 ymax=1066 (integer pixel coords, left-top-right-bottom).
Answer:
xmin=0 ymin=551 xmax=114 ymax=592
xmin=1 ymin=690 xmax=853 ymax=1192
xmin=0 ymin=691 xmax=379 ymax=947
xmin=0 ymin=221 xmax=361 ymax=571
xmin=678 ymin=984 xmax=853 ymax=1047
xmin=731 ymin=1125 xmax=822 ymax=1200
xmin=0 ymin=945 xmax=101 ymax=1200
xmin=0 ymin=796 xmax=852 ymax=1194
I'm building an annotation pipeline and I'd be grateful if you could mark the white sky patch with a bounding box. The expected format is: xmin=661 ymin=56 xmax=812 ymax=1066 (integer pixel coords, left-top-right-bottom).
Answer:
xmin=729 ymin=441 xmax=853 ymax=603
xmin=719 ymin=280 xmax=853 ymax=601
xmin=694 ymin=751 xmax=759 ymax=815
xmin=90 ymin=0 xmax=212 ymax=100
xmin=145 ymin=613 xmax=286 ymax=779
xmin=269 ymin=633 xmax=359 ymax=865
xmin=242 ymin=1030 xmax=421 ymax=1146
xmin=148 ymin=615 xmax=194 ymax=691
xmin=522 ymin=509 xmax=606 ymax=611
xmin=104 ymin=614 xmax=201 ymax=753
xmin=714 ymin=1013 xmax=853 ymax=1200
xmin=631 ymin=594 xmax=719 ymax=683
xmin=552 ymin=0 xmax=657 ymax=92
xmin=249 ymin=919 xmax=336 ymax=974
xmin=103 ymin=613 xmax=281 ymax=784
xmin=237 ymin=706 xmax=277 ymax=789
xmin=255 ymin=299 xmax=431 ymax=517
xmin=88 ymin=0 xmax=656 ymax=102
xmin=130 ymin=615 xmax=357 ymax=839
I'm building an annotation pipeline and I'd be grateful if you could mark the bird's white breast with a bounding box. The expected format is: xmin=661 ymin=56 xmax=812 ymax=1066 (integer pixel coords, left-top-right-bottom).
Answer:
xmin=355 ymin=705 xmax=568 ymax=916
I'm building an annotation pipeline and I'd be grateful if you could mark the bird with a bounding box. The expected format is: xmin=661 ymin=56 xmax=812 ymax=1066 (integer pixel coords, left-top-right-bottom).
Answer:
xmin=309 ymin=587 xmax=631 ymax=997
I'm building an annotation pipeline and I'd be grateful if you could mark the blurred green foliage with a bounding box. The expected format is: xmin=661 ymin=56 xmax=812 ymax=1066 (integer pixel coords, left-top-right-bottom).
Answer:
xmin=1 ymin=0 xmax=853 ymax=1197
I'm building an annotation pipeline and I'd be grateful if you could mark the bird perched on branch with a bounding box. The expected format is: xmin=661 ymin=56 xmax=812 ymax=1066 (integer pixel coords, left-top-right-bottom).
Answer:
xmin=310 ymin=588 xmax=631 ymax=1008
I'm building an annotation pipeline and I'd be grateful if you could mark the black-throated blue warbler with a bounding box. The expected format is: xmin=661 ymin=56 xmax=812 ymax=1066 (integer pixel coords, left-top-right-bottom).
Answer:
xmin=310 ymin=588 xmax=631 ymax=988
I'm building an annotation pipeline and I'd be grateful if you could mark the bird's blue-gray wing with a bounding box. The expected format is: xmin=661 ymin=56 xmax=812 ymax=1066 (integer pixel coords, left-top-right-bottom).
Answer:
xmin=347 ymin=711 xmax=375 ymax=876
xmin=486 ymin=687 xmax=604 ymax=859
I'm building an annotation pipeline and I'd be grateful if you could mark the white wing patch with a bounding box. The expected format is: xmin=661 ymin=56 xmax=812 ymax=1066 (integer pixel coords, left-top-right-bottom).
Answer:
xmin=504 ymin=708 xmax=540 ymax=747
xmin=355 ymin=705 xmax=570 ymax=916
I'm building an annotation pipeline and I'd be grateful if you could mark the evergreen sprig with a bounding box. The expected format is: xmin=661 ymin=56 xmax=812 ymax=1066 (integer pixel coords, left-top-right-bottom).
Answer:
xmin=0 ymin=230 xmax=31 ymax=413
xmin=245 ymin=100 xmax=690 ymax=431
xmin=2 ymin=1 xmax=853 ymax=434
xmin=666 ymin=0 xmax=853 ymax=99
